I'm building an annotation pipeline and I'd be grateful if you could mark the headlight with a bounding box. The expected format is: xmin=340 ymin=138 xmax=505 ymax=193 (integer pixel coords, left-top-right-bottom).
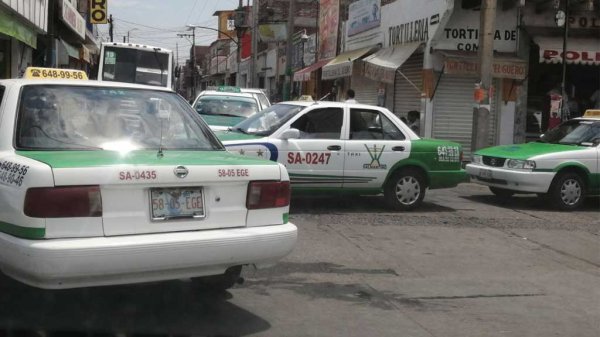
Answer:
xmin=472 ymin=155 xmax=482 ymax=164
xmin=506 ymin=159 xmax=536 ymax=170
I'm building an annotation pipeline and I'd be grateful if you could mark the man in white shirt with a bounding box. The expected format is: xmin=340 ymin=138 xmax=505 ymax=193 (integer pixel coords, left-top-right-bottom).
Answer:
xmin=345 ymin=89 xmax=357 ymax=103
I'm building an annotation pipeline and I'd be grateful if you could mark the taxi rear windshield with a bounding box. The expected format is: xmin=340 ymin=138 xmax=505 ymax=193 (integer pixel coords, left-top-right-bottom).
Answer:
xmin=16 ymin=85 xmax=222 ymax=151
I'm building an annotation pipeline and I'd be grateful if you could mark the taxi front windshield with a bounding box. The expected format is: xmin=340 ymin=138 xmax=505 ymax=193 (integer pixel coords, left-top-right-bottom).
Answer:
xmin=540 ymin=119 xmax=600 ymax=146
xmin=231 ymin=103 xmax=304 ymax=136
xmin=16 ymin=85 xmax=221 ymax=151
xmin=193 ymin=95 xmax=258 ymax=118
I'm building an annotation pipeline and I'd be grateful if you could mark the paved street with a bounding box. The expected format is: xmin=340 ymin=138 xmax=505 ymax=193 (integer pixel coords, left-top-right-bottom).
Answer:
xmin=1 ymin=183 xmax=599 ymax=337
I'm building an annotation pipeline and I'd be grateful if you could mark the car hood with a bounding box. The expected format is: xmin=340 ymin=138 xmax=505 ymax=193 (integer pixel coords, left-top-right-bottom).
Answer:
xmin=474 ymin=142 xmax=586 ymax=160
xmin=200 ymin=114 xmax=246 ymax=127
xmin=214 ymin=130 xmax=264 ymax=142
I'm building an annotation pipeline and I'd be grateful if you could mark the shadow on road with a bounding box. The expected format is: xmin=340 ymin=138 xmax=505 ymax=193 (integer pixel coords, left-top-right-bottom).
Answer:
xmin=461 ymin=194 xmax=600 ymax=212
xmin=290 ymin=195 xmax=455 ymax=214
xmin=0 ymin=274 xmax=270 ymax=337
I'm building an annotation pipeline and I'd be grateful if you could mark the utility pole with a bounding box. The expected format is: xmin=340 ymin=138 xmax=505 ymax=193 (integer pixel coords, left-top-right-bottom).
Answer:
xmin=283 ymin=0 xmax=296 ymax=100
xmin=234 ymin=0 xmax=248 ymax=87
xmin=560 ymin=0 xmax=570 ymax=120
xmin=108 ymin=15 xmax=114 ymax=42
xmin=191 ymin=27 xmax=196 ymax=98
xmin=472 ymin=0 xmax=496 ymax=154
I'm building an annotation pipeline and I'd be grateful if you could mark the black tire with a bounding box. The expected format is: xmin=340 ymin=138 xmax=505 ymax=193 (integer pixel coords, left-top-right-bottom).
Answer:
xmin=489 ymin=187 xmax=515 ymax=198
xmin=547 ymin=172 xmax=586 ymax=211
xmin=384 ymin=168 xmax=426 ymax=211
xmin=191 ymin=266 xmax=243 ymax=291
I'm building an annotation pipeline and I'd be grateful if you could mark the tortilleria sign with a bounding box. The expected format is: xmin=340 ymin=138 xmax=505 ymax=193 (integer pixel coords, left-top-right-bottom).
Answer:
xmin=444 ymin=57 xmax=527 ymax=80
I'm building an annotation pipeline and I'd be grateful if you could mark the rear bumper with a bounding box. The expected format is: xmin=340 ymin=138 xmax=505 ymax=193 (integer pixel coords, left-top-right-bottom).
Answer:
xmin=0 ymin=223 xmax=297 ymax=289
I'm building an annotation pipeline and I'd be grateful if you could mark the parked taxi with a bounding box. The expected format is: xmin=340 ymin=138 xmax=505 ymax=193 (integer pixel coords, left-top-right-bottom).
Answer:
xmin=0 ymin=68 xmax=296 ymax=289
xmin=215 ymin=101 xmax=466 ymax=210
xmin=466 ymin=110 xmax=600 ymax=210
xmin=191 ymin=86 xmax=270 ymax=131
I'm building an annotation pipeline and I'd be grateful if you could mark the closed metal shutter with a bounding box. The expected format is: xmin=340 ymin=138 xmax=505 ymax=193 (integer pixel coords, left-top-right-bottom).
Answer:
xmin=432 ymin=76 xmax=498 ymax=157
xmin=351 ymin=62 xmax=380 ymax=106
xmin=393 ymin=54 xmax=423 ymax=118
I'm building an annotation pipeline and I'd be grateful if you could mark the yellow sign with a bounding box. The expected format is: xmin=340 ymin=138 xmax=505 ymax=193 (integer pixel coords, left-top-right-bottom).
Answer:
xmin=24 ymin=67 xmax=88 ymax=80
xmin=583 ymin=109 xmax=600 ymax=117
xmin=90 ymin=0 xmax=108 ymax=24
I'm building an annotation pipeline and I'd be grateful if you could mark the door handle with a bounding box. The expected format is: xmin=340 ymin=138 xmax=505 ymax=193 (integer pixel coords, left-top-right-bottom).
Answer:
xmin=392 ymin=146 xmax=405 ymax=152
xmin=327 ymin=145 xmax=342 ymax=151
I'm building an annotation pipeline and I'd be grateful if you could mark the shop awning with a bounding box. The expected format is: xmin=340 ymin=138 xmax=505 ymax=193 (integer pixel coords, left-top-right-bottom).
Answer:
xmin=437 ymin=50 xmax=528 ymax=80
xmin=362 ymin=43 xmax=422 ymax=84
xmin=61 ymin=39 xmax=80 ymax=59
xmin=0 ymin=10 xmax=37 ymax=48
xmin=293 ymin=58 xmax=333 ymax=82
xmin=322 ymin=46 xmax=376 ymax=80
xmin=533 ymin=36 xmax=600 ymax=66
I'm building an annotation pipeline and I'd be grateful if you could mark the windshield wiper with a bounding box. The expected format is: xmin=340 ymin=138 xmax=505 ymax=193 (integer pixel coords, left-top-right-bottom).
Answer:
xmin=229 ymin=126 xmax=249 ymax=134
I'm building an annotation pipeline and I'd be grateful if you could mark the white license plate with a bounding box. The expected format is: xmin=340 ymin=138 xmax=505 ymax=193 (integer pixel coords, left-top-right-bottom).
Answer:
xmin=479 ymin=168 xmax=493 ymax=179
xmin=150 ymin=187 xmax=205 ymax=220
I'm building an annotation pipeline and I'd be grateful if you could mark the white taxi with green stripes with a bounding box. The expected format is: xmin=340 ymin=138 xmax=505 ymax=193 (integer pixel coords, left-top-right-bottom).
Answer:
xmin=0 ymin=75 xmax=296 ymax=289
xmin=466 ymin=112 xmax=600 ymax=210
xmin=215 ymin=101 xmax=466 ymax=210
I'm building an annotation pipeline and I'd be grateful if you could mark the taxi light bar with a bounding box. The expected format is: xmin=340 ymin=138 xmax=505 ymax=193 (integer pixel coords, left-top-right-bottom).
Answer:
xmin=24 ymin=186 xmax=102 ymax=218
xmin=246 ymin=181 xmax=290 ymax=210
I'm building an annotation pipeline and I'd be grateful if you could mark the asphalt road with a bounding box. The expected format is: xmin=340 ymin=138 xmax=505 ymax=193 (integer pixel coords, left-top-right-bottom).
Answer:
xmin=1 ymin=183 xmax=598 ymax=337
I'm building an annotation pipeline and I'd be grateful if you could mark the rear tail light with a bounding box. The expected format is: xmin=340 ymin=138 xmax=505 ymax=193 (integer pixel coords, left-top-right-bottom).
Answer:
xmin=24 ymin=186 xmax=102 ymax=218
xmin=246 ymin=181 xmax=290 ymax=210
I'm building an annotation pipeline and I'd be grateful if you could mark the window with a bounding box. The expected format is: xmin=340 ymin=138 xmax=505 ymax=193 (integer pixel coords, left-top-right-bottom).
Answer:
xmin=350 ymin=109 xmax=405 ymax=140
xmin=16 ymin=85 xmax=220 ymax=151
xmin=0 ymin=86 xmax=5 ymax=105
xmin=291 ymin=108 xmax=343 ymax=139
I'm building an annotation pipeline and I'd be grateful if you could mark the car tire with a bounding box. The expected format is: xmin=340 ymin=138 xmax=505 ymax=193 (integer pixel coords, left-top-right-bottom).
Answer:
xmin=547 ymin=172 xmax=586 ymax=211
xmin=191 ymin=265 xmax=243 ymax=291
xmin=384 ymin=168 xmax=426 ymax=211
xmin=489 ymin=187 xmax=514 ymax=198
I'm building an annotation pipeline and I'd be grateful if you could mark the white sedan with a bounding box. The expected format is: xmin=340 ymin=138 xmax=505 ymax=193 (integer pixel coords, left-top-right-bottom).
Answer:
xmin=0 ymin=73 xmax=296 ymax=289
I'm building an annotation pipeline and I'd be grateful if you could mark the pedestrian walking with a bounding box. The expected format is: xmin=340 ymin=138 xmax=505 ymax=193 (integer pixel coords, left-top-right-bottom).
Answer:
xmin=345 ymin=89 xmax=357 ymax=103
xmin=407 ymin=110 xmax=420 ymax=135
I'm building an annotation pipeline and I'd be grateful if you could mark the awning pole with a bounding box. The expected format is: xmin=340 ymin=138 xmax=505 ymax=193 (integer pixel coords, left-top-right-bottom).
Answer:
xmin=396 ymin=69 xmax=420 ymax=93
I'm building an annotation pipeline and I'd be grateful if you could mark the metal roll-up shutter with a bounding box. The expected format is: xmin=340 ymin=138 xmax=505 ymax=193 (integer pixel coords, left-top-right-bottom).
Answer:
xmin=432 ymin=76 xmax=499 ymax=158
xmin=351 ymin=67 xmax=380 ymax=106
xmin=393 ymin=53 xmax=423 ymax=118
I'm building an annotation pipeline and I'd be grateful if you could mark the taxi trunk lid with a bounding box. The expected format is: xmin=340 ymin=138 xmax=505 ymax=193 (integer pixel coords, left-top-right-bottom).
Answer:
xmin=17 ymin=150 xmax=281 ymax=236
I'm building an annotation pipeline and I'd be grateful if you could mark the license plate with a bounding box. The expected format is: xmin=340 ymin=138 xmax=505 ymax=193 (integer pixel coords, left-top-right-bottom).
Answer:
xmin=150 ymin=187 xmax=205 ymax=220
xmin=479 ymin=168 xmax=493 ymax=179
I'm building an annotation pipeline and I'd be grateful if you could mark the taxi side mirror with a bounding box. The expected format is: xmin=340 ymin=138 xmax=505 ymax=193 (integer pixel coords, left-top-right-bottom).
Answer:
xmin=280 ymin=128 xmax=300 ymax=140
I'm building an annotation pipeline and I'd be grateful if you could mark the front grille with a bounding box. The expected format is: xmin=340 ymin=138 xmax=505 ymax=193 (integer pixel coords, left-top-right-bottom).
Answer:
xmin=482 ymin=156 xmax=506 ymax=167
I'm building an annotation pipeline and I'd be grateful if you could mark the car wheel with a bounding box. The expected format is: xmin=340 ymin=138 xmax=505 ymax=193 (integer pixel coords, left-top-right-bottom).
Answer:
xmin=191 ymin=266 xmax=243 ymax=291
xmin=547 ymin=172 xmax=585 ymax=211
xmin=384 ymin=168 xmax=426 ymax=211
xmin=489 ymin=187 xmax=514 ymax=198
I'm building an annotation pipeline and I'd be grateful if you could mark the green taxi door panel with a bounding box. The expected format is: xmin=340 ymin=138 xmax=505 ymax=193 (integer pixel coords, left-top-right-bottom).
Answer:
xmin=278 ymin=107 xmax=345 ymax=189
xmin=343 ymin=109 xmax=410 ymax=189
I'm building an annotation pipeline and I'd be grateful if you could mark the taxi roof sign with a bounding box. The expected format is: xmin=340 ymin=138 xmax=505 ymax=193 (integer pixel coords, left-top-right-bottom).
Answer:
xmin=583 ymin=109 xmax=600 ymax=117
xmin=216 ymin=86 xmax=241 ymax=93
xmin=24 ymin=67 xmax=88 ymax=80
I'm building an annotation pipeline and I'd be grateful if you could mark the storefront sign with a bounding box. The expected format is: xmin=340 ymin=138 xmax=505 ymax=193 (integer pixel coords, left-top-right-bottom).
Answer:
xmin=348 ymin=0 xmax=381 ymax=37
xmin=322 ymin=62 xmax=352 ymax=79
xmin=61 ymin=0 xmax=85 ymax=39
xmin=541 ymin=49 xmax=600 ymax=65
xmin=364 ymin=62 xmax=395 ymax=84
xmin=383 ymin=0 xmax=450 ymax=47
xmin=319 ymin=0 xmax=339 ymax=59
xmin=89 ymin=0 xmax=108 ymax=24
xmin=79 ymin=45 xmax=91 ymax=63
xmin=444 ymin=57 xmax=527 ymax=80
xmin=522 ymin=4 xmax=600 ymax=31
xmin=433 ymin=4 xmax=518 ymax=53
